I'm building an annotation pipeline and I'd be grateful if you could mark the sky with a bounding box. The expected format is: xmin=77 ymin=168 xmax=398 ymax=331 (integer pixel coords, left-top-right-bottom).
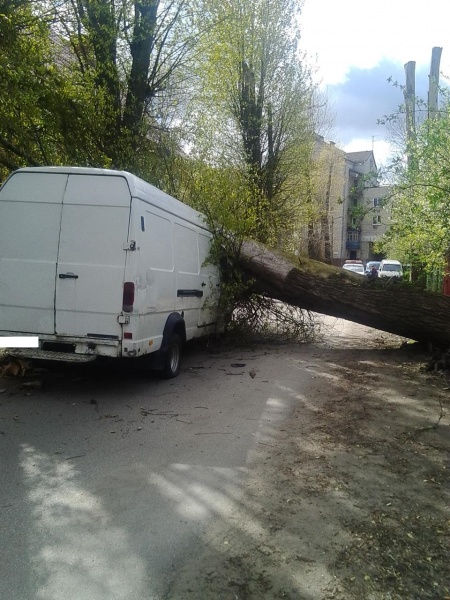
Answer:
xmin=299 ymin=0 xmax=450 ymax=169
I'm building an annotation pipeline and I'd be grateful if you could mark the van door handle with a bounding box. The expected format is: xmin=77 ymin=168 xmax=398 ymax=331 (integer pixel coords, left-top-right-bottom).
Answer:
xmin=59 ymin=273 xmax=79 ymax=279
xmin=177 ymin=289 xmax=203 ymax=298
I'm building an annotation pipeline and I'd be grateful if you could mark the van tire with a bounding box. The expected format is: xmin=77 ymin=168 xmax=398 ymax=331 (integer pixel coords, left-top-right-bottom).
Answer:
xmin=162 ymin=333 xmax=182 ymax=378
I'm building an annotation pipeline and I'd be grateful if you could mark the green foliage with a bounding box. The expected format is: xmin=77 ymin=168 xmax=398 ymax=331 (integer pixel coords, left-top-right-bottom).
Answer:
xmin=0 ymin=0 xmax=323 ymax=340
xmin=187 ymin=0 xmax=317 ymax=248
xmin=379 ymin=90 xmax=450 ymax=277
xmin=173 ymin=157 xmax=258 ymax=322
xmin=348 ymin=205 xmax=364 ymax=226
xmin=0 ymin=0 xmax=197 ymax=177
xmin=0 ymin=2 xmax=117 ymax=173
xmin=0 ymin=2 xmax=52 ymax=175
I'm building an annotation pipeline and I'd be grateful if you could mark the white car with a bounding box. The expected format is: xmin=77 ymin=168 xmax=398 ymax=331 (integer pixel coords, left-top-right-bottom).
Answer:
xmin=378 ymin=259 xmax=403 ymax=279
xmin=342 ymin=263 xmax=365 ymax=276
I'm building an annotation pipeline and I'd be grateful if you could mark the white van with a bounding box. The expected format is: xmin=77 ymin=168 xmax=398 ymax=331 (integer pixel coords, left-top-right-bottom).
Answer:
xmin=0 ymin=167 xmax=220 ymax=377
xmin=378 ymin=259 xmax=403 ymax=280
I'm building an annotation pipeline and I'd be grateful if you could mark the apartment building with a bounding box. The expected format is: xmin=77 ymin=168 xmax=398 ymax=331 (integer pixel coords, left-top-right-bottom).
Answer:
xmin=328 ymin=148 xmax=390 ymax=266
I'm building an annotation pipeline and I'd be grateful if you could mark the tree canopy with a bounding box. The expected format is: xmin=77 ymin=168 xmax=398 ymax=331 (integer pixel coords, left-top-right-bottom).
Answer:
xmin=2 ymin=5 xmax=450 ymax=344
xmin=0 ymin=0 xmax=200 ymax=179
xmin=379 ymin=88 xmax=450 ymax=281
xmin=177 ymin=0 xmax=319 ymax=251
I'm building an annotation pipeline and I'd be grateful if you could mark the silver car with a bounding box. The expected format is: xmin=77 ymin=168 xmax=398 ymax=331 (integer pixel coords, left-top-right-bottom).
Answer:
xmin=343 ymin=263 xmax=365 ymax=276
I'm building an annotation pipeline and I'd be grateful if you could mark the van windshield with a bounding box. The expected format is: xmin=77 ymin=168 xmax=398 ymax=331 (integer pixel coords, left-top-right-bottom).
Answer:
xmin=384 ymin=264 xmax=401 ymax=271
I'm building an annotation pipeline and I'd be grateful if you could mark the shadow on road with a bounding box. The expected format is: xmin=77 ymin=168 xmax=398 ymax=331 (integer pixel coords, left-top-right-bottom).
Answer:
xmin=1 ymin=322 xmax=449 ymax=599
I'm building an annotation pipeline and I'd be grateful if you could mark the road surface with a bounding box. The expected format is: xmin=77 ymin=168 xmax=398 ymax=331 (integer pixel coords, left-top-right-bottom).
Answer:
xmin=1 ymin=334 xmax=322 ymax=600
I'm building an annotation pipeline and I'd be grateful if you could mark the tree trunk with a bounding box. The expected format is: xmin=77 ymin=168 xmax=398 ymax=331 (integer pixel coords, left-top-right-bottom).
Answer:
xmin=238 ymin=240 xmax=450 ymax=348
xmin=123 ymin=0 xmax=159 ymax=135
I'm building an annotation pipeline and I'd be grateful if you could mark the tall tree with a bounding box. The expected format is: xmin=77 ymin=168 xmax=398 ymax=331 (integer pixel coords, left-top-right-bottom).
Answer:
xmin=185 ymin=0 xmax=316 ymax=247
xmin=379 ymin=89 xmax=450 ymax=282
xmin=55 ymin=0 xmax=202 ymax=174
xmin=0 ymin=0 xmax=199 ymax=177
xmin=0 ymin=0 xmax=58 ymax=177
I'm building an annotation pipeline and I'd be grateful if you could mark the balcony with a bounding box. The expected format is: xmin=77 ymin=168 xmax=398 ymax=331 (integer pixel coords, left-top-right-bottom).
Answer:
xmin=346 ymin=230 xmax=360 ymax=250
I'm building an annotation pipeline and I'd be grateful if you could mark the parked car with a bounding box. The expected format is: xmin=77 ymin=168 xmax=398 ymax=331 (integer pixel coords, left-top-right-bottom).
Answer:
xmin=342 ymin=263 xmax=365 ymax=276
xmin=365 ymin=261 xmax=381 ymax=276
xmin=378 ymin=259 xmax=403 ymax=280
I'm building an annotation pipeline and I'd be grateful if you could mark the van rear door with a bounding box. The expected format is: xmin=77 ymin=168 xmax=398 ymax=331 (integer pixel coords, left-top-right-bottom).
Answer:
xmin=55 ymin=174 xmax=131 ymax=338
xmin=0 ymin=172 xmax=67 ymax=334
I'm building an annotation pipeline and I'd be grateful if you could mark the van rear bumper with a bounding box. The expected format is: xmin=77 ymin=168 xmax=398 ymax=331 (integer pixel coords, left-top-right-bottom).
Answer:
xmin=0 ymin=332 xmax=121 ymax=360
xmin=5 ymin=348 xmax=97 ymax=362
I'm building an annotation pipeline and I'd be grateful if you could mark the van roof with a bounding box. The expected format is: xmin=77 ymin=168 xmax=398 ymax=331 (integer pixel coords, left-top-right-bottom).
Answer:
xmin=8 ymin=167 xmax=209 ymax=230
xmin=12 ymin=166 xmax=167 ymax=200
xmin=14 ymin=165 xmax=138 ymax=181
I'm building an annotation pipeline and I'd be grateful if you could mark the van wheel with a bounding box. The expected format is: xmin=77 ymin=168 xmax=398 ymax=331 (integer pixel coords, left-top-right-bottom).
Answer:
xmin=163 ymin=334 xmax=182 ymax=379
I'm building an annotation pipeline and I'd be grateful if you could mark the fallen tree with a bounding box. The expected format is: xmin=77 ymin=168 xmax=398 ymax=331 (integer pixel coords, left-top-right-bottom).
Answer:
xmin=237 ymin=240 xmax=450 ymax=348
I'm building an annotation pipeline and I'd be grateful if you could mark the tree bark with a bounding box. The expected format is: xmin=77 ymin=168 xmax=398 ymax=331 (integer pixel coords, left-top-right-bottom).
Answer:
xmin=123 ymin=0 xmax=159 ymax=135
xmin=238 ymin=240 xmax=450 ymax=348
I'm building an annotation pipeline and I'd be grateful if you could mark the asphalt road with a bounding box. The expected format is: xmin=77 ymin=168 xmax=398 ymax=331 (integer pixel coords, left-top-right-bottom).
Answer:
xmin=0 ymin=338 xmax=316 ymax=600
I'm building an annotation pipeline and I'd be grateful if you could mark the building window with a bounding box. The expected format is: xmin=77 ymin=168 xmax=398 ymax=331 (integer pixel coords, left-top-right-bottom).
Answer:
xmin=347 ymin=230 xmax=359 ymax=242
xmin=372 ymin=214 xmax=382 ymax=226
xmin=373 ymin=197 xmax=381 ymax=207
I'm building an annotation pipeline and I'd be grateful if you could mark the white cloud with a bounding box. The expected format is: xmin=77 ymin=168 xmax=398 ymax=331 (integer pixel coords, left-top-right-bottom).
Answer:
xmin=300 ymin=0 xmax=450 ymax=87
xmin=299 ymin=0 xmax=450 ymax=164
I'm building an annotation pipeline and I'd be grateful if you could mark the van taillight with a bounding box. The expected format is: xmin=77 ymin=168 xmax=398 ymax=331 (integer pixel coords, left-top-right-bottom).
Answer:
xmin=123 ymin=282 xmax=135 ymax=312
